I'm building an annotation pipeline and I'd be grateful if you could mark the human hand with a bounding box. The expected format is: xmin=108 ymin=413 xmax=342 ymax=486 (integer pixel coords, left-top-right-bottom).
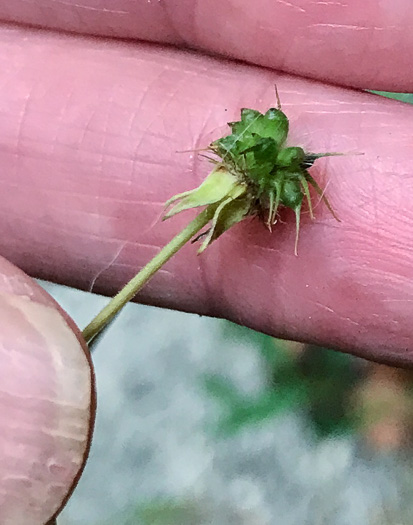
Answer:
xmin=0 ymin=2 xmax=412 ymax=369
xmin=2 ymin=2 xmax=413 ymax=521
xmin=0 ymin=256 xmax=94 ymax=523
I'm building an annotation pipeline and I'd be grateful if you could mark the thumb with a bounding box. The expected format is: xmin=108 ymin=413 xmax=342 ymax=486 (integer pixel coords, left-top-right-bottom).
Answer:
xmin=0 ymin=256 xmax=95 ymax=524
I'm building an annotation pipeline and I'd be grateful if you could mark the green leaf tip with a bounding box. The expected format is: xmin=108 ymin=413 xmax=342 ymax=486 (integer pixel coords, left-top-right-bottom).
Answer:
xmin=164 ymin=167 xmax=252 ymax=252
xmin=164 ymin=92 xmax=345 ymax=254
xmin=163 ymin=167 xmax=246 ymax=219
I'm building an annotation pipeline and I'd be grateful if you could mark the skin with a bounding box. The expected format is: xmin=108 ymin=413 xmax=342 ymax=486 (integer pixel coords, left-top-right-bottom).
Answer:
xmin=2 ymin=4 xmax=413 ymax=516
xmin=0 ymin=256 xmax=95 ymax=523
xmin=1 ymin=0 xmax=413 ymax=376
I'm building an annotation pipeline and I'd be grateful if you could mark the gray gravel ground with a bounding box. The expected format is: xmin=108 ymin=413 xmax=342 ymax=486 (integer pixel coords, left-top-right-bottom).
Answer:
xmin=40 ymin=281 xmax=413 ymax=525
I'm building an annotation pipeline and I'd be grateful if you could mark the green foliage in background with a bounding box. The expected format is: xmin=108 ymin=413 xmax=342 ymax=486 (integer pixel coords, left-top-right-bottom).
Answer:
xmin=203 ymin=322 xmax=360 ymax=439
xmin=370 ymin=91 xmax=413 ymax=104
xmin=103 ymin=498 xmax=204 ymax=525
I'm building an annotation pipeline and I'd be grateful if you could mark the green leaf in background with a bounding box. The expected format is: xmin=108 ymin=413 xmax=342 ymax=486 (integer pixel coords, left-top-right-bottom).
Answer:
xmin=111 ymin=498 xmax=204 ymax=525
xmin=203 ymin=373 xmax=307 ymax=437
xmin=370 ymin=91 xmax=413 ymax=104
xmin=207 ymin=321 xmax=362 ymax=439
xmin=295 ymin=346 xmax=360 ymax=438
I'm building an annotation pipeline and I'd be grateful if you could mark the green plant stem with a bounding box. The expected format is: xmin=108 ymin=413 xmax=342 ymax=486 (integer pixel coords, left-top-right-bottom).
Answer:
xmin=82 ymin=206 xmax=216 ymax=346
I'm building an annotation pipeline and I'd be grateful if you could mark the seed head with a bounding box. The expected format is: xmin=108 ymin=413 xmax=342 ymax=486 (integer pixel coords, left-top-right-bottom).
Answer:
xmin=164 ymin=96 xmax=342 ymax=254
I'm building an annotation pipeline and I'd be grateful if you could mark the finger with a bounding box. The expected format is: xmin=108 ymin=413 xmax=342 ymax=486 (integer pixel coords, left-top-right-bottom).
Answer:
xmin=0 ymin=26 xmax=412 ymax=366
xmin=0 ymin=256 xmax=95 ymax=523
xmin=0 ymin=0 xmax=411 ymax=90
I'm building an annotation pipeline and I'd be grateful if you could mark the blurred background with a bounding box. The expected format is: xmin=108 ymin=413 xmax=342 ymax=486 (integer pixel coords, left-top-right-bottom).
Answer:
xmin=49 ymin=92 xmax=413 ymax=525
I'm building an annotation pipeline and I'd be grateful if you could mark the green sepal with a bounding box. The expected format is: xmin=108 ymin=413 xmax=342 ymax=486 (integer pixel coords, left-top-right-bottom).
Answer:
xmin=228 ymin=108 xmax=288 ymax=144
xmin=164 ymin=168 xmax=246 ymax=219
xmin=280 ymin=178 xmax=304 ymax=210
xmin=198 ymin=194 xmax=253 ymax=253
xmin=276 ymin=147 xmax=306 ymax=170
xmin=278 ymin=178 xmax=304 ymax=255
xmin=240 ymin=137 xmax=278 ymax=185
xmin=211 ymin=107 xmax=289 ymax=165
xmin=263 ymin=108 xmax=289 ymax=144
